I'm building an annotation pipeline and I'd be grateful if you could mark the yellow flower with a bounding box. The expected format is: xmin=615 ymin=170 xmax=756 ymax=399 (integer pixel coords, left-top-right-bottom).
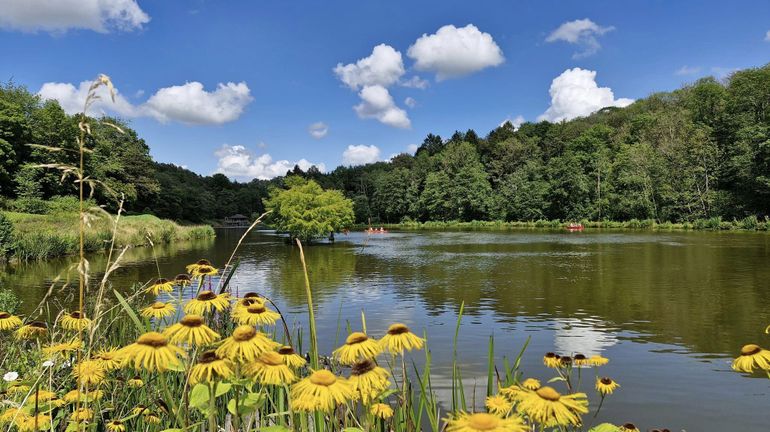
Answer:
xmin=190 ymin=350 xmax=234 ymax=384
xmin=131 ymin=405 xmax=149 ymax=416
xmin=186 ymin=259 xmax=217 ymax=277
xmin=42 ymin=339 xmax=82 ymax=357
xmin=348 ymin=359 xmax=390 ymax=404
xmin=558 ymin=356 xmax=573 ymax=368
xmin=596 ymin=377 xmax=620 ymax=396
xmin=24 ymin=389 xmax=58 ymax=406
xmin=70 ymin=407 xmax=93 ymax=422
xmin=244 ymin=351 xmax=296 ymax=385
xmin=370 ymin=403 xmax=394 ymax=419
xmin=620 ymin=423 xmax=641 ymax=432
xmin=163 ymin=315 xmax=220 ymax=346
xmin=232 ymin=296 xmax=265 ymax=315
xmin=0 ymin=312 xmax=22 ymax=330
xmin=174 ymin=273 xmax=192 ymax=287
xmin=146 ymin=278 xmax=174 ymax=295
xmin=193 ymin=264 xmax=218 ymax=278
xmin=521 ymin=378 xmax=541 ymax=391
xmin=732 ymin=344 xmax=770 ymax=373
xmin=73 ymin=360 xmax=106 ymax=386
xmin=144 ymin=412 xmax=161 ymax=424
xmin=485 ymin=394 xmax=513 ymax=415
xmin=277 ymin=345 xmax=307 ymax=368
xmin=63 ymin=389 xmax=104 ymax=404
xmin=0 ymin=407 xmax=26 ymax=425
xmin=141 ymin=302 xmax=176 ymax=319
xmin=216 ymin=325 xmax=277 ymax=363
xmin=573 ymin=353 xmax=590 ymax=367
xmin=233 ymin=303 xmax=281 ymax=326
xmin=499 ymin=384 xmax=530 ymax=402
xmin=543 ymin=352 xmax=561 ymax=368
xmin=186 ymin=259 xmax=212 ymax=273
xmin=588 ymin=354 xmax=609 ymax=367
xmin=60 ymin=311 xmax=91 ymax=331
xmin=106 ymin=420 xmax=126 ymax=432
xmin=290 ymin=369 xmax=355 ymax=412
xmin=334 ymin=332 xmax=382 ymax=364
xmin=94 ymin=347 xmax=124 ymax=370
xmin=127 ymin=376 xmax=144 ymax=388
xmin=7 ymin=384 xmax=31 ymax=395
xmin=184 ymin=291 xmax=230 ymax=315
xmin=16 ymin=321 xmax=48 ymax=340
xmin=119 ymin=331 xmax=185 ymax=372
xmin=16 ymin=413 xmax=51 ymax=431
xmin=378 ymin=323 xmax=424 ymax=355
xmin=517 ymin=386 xmax=589 ymax=428
xmin=445 ymin=412 xmax=527 ymax=432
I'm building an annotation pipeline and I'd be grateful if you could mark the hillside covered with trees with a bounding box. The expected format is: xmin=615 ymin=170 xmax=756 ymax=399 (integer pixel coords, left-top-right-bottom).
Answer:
xmin=1 ymin=63 xmax=769 ymax=225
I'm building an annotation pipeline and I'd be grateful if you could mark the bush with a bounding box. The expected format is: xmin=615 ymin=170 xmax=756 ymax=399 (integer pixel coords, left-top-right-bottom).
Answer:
xmin=10 ymin=197 xmax=50 ymax=214
xmin=48 ymin=196 xmax=97 ymax=213
xmin=0 ymin=213 xmax=13 ymax=258
xmin=740 ymin=215 xmax=759 ymax=230
xmin=0 ymin=289 xmax=21 ymax=313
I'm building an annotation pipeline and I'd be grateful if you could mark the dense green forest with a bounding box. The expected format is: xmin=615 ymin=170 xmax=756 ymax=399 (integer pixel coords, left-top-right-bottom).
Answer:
xmin=1 ymin=63 xmax=769 ymax=224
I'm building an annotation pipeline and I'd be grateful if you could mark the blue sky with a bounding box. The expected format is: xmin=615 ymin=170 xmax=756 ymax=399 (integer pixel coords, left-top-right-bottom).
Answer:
xmin=1 ymin=0 xmax=769 ymax=180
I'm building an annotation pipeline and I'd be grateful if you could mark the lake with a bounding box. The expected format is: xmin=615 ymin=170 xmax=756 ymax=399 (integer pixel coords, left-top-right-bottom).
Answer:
xmin=3 ymin=228 xmax=770 ymax=431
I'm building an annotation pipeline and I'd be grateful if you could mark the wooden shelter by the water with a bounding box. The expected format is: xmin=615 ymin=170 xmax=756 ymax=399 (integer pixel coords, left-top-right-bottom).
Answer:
xmin=223 ymin=214 xmax=250 ymax=227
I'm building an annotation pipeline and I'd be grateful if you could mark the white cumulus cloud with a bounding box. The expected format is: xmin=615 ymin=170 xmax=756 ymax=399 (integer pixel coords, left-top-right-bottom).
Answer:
xmin=538 ymin=68 xmax=633 ymax=122
xmin=38 ymin=80 xmax=138 ymax=117
xmin=342 ymin=144 xmax=381 ymax=166
xmin=354 ymin=85 xmax=411 ymax=129
xmin=765 ymin=30 xmax=770 ymax=41
xmin=500 ymin=115 xmax=525 ymax=130
xmin=675 ymin=65 xmax=702 ymax=76
xmin=404 ymin=97 xmax=416 ymax=108
xmin=215 ymin=145 xmax=325 ymax=181
xmin=407 ymin=144 xmax=419 ymax=154
xmin=38 ymin=80 xmax=253 ymax=125
xmin=0 ymin=0 xmax=150 ymax=33
xmin=308 ymin=122 xmax=328 ymax=139
xmin=144 ymin=82 xmax=252 ymax=125
xmin=399 ymin=76 xmax=429 ymax=89
xmin=546 ymin=18 xmax=614 ymax=58
xmin=407 ymin=24 xmax=504 ymax=80
xmin=334 ymin=44 xmax=405 ymax=90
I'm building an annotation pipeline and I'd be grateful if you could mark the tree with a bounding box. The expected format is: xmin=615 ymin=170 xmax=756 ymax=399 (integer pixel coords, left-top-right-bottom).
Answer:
xmin=264 ymin=177 xmax=354 ymax=242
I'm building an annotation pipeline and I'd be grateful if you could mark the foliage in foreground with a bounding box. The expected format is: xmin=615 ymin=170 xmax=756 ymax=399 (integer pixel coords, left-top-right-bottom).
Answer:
xmin=0 ymin=253 xmax=654 ymax=432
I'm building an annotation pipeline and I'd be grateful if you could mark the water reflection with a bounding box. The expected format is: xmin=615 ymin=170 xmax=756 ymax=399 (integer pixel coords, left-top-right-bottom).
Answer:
xmin=4 ymin=229 xmax=770 ymax=430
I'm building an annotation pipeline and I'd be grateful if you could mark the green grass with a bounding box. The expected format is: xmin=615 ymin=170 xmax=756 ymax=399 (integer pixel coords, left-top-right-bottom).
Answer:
xmin=359 ymin=217 xmax=770 ymax=232
xmin=2 ymin=211 xmax=215 ymax=260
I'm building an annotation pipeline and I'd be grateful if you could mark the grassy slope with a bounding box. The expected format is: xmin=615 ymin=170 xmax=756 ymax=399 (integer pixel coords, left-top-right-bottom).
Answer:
xmin=3 ymin=211 xmax=215 ymax=260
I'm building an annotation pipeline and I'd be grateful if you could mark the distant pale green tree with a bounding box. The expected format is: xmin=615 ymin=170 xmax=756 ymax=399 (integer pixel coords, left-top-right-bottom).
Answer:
xmin=264 ymin=177 xmax=354 ymax=242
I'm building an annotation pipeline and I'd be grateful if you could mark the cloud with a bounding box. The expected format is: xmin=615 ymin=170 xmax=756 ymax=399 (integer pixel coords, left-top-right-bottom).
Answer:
xmin=711 ymin=66 xmax=739 ymax=78
xmin=538 ymin=68 xmax=633 ymax=122
xmin=500 ymin=115 xmax=525 ymax=130
xmin=407 ymin=24 xmax=504 ymax=80
xmin=546 ymin=18 xmax=614 ymax=58
xmin=407 ymin=144 xmax=419 ymax=154
xmin=308 ymin=122 xmax=328 ymax=139
xmin=214 ymin=144 xmax=325 ymax=181
xmin=38 ymin=80 xmax=138 ymax=117
xmin=399 ymin=76 xmax=429 ymax=89
xmin=0 ymin=0 xmax=149 ymax=33
xmin=675 ymin=65 xmax=702 ymax=76
xmin=38 ymin=80 xmax=253 ymax=125
xmin=766 ymin=30 xmax=770 ymax=41
xmin=144 ymin=82 xmax=252 ymax=125
xmin=334 ymin=44 xmax=405 ymax=90
xmin=342 ymin=144 xmax=381 ymax=166
xmin=404 ymin=97 xmax=417 ymax=108
xmin=353 ymin=85 xmax=411 ymax=129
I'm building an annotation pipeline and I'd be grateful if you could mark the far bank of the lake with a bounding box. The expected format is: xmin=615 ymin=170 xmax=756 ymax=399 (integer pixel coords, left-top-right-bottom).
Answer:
xmin=357 ymin=216 xmax=770 ymax=232
xmin=0 ymin=211 xmax=215 ymax=261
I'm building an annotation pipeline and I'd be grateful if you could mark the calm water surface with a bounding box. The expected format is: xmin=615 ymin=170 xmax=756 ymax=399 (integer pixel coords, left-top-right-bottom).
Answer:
xmin=3 ymin=229 xmax=770 ymax=431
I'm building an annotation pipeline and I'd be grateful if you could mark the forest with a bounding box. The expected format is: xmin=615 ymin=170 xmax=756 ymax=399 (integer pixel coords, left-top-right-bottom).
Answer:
xmin=1 ymin=63 xmax=768 ymax=225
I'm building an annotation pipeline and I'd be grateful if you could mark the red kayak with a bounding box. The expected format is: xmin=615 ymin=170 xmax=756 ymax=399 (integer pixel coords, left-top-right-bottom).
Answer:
xmin=566 ymin=223 xmax=584 ymax=231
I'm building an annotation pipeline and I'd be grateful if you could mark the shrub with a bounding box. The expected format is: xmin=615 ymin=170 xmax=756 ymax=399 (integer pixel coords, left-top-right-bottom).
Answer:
xmin=0 ymin=213 xmax=13 ymax=258
xmin=740 ymin=215 xmax=759 ymax=230
xmin=10 ymin=197 xmax=50 ymax=214
xmin=0 ymin=289 xmax=21 ymax=313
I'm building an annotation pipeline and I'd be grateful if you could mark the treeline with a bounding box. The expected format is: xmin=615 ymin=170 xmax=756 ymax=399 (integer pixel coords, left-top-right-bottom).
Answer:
xmin=1 ymin=63 xmax=769 ymax=225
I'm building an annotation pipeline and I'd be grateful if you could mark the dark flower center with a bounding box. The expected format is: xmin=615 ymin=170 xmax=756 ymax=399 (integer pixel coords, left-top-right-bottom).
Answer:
xmin=278 ymin=346 xmax=296 ymax=355
xmin=545 ymin=352 xmax=559 ymax=359
xmin=175 ymin=274 xmax=191 ymax=281
xmin=30 ymin=321 xmax=47 ymax=329
xmin=247 ymin=304 xmax=267 ymax=314
xmin=244 ymin=292 xmax=260 ymax=299
xmin=198 ymin=350 xmax=220 ymax=364
xmin=0 ymin=312 xmax=10 ymax=319
xmin=600 ymin=377 xmax=613 ymax=385
xmin=196 ymin=259 xmax=211 ymax=266
xmin=180 ymin=315 xmax=204 ymax=327
xmin=70 ymin=311 xmax=82 ymax=319
xmin=387 ymin=324 xmax=409 ymax=335
xmin=155 ymin=278 xmax=169 ymax=285
xmin=741 ymin=344 xmax=762 ymax=356
xmin=197 ymin=291 xmax=217 ymax=301
xmin=622 ymin=424 xmax=637 ymax=430
xmin=351 ymin=360 xmax=376 ymax=376
xmin=560 ymin=356 xmax=573 ymax=365
xmin=137 ymin=332 xmax=168 ymax=348
xmin=233 ymin=326 xmax=256 ymax=341
xmin=574 ymin=353 xmax=586 ymax=360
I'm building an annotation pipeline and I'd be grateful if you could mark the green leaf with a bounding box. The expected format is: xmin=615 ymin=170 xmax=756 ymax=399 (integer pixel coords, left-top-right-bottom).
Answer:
xmin=588 ymin=424 xmax=621 ymax=432
xmin=227 ymin=392 xmax=265 ymax=416
xmin=342 ymin=429 xmax=365 ymax=432
xmin=259 ymin=426 xmax=291 ymax=432
xmin=189 ymin=384 xmax=210 ymax=409
xmin=113 ymin=289 xmax=145 ymax=333
xmin=214 ymin=382 xmax=232 ymax=398
xmin=547 ymin=376 xmax=566 ymax=383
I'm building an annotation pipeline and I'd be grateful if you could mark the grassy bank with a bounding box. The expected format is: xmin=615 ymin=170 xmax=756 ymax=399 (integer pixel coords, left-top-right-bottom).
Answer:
xmin=1 ymin=211 xmax=215 ymax=261
xmin=358 ymin=216 xmax=770 ymax=232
